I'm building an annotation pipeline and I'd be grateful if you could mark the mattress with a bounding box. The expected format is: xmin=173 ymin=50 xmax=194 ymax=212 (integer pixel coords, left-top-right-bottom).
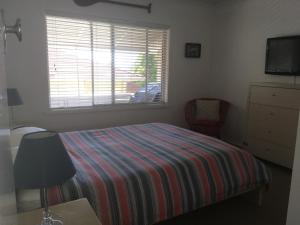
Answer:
xmin=43 ymin=123 xmax=271 ymax=225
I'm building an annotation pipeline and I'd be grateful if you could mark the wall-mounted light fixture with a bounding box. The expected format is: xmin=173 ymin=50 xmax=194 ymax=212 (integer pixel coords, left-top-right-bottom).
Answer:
xmin=0 ymin=10 xmax=22 ymax=51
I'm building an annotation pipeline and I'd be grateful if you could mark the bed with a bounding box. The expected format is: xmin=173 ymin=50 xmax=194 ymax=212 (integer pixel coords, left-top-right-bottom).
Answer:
xmin=13 ymin=123 xmax=271 ymax=225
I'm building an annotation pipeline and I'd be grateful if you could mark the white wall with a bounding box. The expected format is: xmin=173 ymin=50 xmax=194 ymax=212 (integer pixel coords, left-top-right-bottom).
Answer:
xmin=5 ymin=0 xmax=300 ymax=142
xmin=0 ymin=1 xmax=17 ymax=223
xmin=7 ymin=0 xmax=300 ymax=147
xmin=4 ymin=0 xmax=214 ymax=131
xmin=210 ymin=0 xmax=300 ymax=144
xmin=286 ymin=113 xmax=300 ymax=225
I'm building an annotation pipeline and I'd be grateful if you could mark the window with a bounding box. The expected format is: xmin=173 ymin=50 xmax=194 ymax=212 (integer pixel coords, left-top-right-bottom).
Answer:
xmin=46 ymin=15 xmax=169 ymax=109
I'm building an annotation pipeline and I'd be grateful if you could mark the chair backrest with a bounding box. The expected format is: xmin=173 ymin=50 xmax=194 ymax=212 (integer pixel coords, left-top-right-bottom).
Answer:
xmin=185 ymin=98 xmax=230 ymax=125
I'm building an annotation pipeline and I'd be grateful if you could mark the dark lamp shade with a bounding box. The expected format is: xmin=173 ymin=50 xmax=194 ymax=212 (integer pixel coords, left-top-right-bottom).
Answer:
xmin=7 ymin=88 xmax=23 ymax=106
xmin=14 ymin=131 xmax=76 ymax=189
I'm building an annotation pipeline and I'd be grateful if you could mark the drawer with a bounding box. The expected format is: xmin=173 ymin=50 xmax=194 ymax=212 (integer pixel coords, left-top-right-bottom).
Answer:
xmin=248 ymin=138 xmax=294 ymax=168
xmin=248 ymin=104 xmax=299 ymax=128
xmin=250 ymin=86 xmax=300 ymax=109
xmin=248 ymin=118 xmax=298 ymax=148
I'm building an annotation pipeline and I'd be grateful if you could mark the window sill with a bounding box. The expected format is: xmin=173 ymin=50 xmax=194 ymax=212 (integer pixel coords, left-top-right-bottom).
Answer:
xmin=44 ymin=103 xmax=170 ymax=115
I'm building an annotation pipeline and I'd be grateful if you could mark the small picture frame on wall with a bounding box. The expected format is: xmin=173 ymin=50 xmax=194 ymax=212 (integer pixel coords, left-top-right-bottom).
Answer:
xmin=185 ymin=43 xmax=201 ymax=58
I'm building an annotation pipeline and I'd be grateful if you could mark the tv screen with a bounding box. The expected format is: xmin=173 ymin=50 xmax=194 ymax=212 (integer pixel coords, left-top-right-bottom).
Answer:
xmin=265 ymin=36 xmax=300 ymax=76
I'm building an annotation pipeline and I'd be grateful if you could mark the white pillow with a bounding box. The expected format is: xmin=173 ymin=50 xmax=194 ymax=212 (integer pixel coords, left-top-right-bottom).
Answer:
xmin=196 ymin=100 xmax=220 ymax=121
xmin=16 ymin=189 xmax=41 ymax=212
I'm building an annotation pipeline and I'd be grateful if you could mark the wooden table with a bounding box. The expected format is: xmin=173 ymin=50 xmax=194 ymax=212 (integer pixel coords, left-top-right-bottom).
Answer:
xmin=13 ymin=198 xmax=101 ymax=225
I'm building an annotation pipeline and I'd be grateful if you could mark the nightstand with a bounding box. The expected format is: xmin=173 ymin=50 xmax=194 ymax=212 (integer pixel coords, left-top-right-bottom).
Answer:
xmin=15 ymin=198 xmax=101 ymax=225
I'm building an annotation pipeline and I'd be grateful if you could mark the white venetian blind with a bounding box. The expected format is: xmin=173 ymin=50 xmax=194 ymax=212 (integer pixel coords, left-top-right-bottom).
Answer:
xmin=46 ymin=15 xmax=169 ymax=109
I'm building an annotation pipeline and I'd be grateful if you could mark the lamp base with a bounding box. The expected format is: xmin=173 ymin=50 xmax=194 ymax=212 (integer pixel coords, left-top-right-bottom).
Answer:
xmin=40 ymin=188 xmax=64 ymax=225
xmin=40 ymin=212 xmax=63 ymax=225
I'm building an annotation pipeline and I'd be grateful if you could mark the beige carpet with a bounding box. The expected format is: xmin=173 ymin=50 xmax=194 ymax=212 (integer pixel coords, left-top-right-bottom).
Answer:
xmin=157 ymin=161 xmax=292 ymax=225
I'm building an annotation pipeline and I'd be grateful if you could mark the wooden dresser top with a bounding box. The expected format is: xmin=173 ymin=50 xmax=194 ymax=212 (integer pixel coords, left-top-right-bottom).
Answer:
xmin=251 ymin=82 xmax=300 ymax=90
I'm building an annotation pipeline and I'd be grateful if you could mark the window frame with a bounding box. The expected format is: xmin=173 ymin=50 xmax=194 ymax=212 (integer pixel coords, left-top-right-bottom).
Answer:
xmin=45 ymin=12 xmax=170 ymax=112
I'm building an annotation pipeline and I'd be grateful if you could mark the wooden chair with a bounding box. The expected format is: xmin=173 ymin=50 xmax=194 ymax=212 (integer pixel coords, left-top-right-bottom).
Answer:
xmin=185 ymin=98 xmax=230 ymax=138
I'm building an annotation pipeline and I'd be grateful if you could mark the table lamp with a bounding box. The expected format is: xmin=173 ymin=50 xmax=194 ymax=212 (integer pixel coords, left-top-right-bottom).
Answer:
xmin=7 ymin=88 xmax=23 ymax=127
xmin=14 ymin=131 xmax=76 ymax=225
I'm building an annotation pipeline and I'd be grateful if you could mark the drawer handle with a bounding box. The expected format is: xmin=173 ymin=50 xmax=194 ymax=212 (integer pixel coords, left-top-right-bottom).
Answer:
xmin=267 ymin=130 xmax=272 ymax=134
xmin=269 ymin=112 xmax=275 ymax=116
xmin=272 ymin=93 xmax=277 ymax=97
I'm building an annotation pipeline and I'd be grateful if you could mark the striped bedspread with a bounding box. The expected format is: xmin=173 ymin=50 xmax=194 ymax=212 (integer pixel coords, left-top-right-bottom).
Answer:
xmin=48 ymin=123 xmax=271 ymax=225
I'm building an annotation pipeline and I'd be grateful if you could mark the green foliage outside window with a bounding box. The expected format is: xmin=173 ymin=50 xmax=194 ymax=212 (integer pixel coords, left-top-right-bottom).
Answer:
xmin=134 ymin=54 xmax=158 ymax=83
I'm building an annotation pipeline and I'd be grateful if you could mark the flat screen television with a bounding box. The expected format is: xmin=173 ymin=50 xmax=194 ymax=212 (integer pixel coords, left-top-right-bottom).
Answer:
xmin=265 ymin=36 xmax=300 ymax=76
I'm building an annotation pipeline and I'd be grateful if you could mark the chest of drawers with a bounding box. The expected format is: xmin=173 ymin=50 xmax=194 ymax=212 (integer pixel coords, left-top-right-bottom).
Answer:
xmin=247 ymin=83 xmax=300 ymax=168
